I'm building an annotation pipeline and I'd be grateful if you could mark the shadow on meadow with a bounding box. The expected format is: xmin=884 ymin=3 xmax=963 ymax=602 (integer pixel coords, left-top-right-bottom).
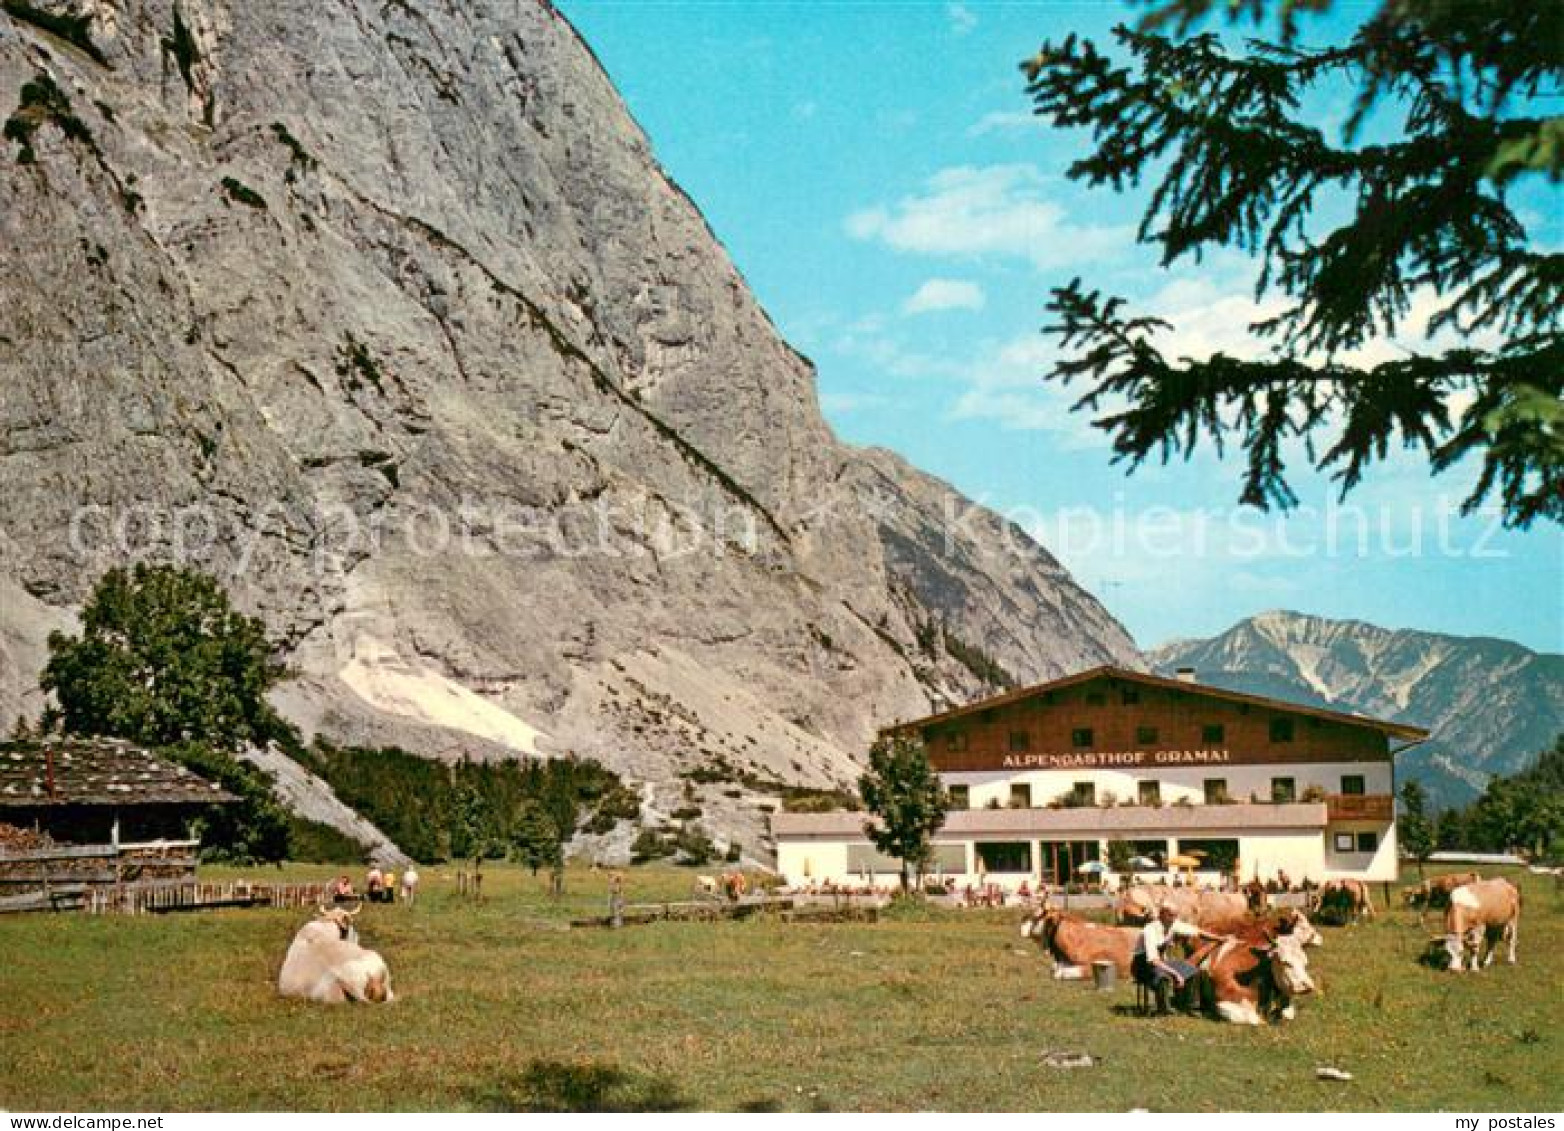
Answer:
xmin=467 ymin=1058 xmax=691 ymax=1112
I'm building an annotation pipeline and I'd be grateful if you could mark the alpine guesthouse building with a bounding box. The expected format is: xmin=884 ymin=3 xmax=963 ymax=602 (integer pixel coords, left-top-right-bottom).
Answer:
xmin=772 ymin=666 xmax=1428 ymax=889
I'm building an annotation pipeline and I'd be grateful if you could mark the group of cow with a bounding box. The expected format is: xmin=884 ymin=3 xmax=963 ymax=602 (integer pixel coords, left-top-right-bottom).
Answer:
xmin=1019 ymin=873 xmax=1524 ymax=1026
xmin=270 ymin=870 xmax=1525 ymax=1012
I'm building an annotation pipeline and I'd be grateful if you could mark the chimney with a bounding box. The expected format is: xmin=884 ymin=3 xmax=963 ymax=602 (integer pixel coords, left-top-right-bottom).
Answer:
xmin=1174 ymin=667 xmax=1198 ymax=685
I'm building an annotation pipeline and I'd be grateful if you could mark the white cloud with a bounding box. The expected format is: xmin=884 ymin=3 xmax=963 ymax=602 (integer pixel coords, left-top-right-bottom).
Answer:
xmin=946 ymin=333 xmax=1106 ymax=448
xmin=967 ymin=110 xmax=1044 ymax=137
xmin=947 ymin=3 xmax=977 ymax=35
xmin=903 ymin=278 xmax=986 ymax=315
xmin=845 ymin=165 xmax=1132 ymax=270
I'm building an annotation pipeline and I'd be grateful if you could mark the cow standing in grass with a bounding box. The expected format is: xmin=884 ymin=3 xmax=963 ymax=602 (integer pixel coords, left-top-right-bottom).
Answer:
xmin=1312 ymin=879 xmax=1375 ymax=924
xmin=1437 ymin=878 xmax=1521 ymax=972
xmin=1117 ymin=885 xmax=1249 ymax=933
xmin=1403 ymin=872 xmax=1479 ymax=923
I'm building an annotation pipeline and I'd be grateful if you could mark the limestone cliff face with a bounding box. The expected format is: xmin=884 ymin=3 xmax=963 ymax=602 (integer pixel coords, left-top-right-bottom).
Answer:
xmin=0 ymin=0 xmax=1139 ymax=848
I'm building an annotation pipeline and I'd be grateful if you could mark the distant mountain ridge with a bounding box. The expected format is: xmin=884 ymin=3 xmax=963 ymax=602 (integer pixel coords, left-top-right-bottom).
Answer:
xmin=1149 ymin=611 xmax=1564 ymax=806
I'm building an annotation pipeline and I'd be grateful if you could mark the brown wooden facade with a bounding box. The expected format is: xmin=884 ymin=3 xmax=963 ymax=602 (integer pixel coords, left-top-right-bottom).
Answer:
xmin=888 ymin=667 xmax=1425 ymax=773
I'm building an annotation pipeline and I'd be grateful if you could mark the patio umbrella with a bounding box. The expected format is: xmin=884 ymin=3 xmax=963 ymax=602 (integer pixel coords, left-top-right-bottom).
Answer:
xmin=1167 ymin=854 xmax=1203 ymax=869
xmin=1127 ymin=856 xmax=1160 ymax=869
xmin=1076 ymin=861 xmax=1109 ymax=874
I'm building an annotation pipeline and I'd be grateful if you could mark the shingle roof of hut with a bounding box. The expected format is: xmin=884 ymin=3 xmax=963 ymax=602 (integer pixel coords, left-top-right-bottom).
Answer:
xmin=0 ymin=737 xmax=237 ymax=807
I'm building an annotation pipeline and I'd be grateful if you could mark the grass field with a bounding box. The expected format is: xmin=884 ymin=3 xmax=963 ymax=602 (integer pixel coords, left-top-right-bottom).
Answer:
xmin=1 ymin=864 xmax=1560 ymax=1112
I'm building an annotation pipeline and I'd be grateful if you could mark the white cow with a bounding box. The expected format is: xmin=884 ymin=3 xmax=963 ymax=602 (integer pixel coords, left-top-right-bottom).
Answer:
xmin=400 ymin=866 xmax=420 ymax=906
xmin=278 ymin=906 xmax=395 ymax=1004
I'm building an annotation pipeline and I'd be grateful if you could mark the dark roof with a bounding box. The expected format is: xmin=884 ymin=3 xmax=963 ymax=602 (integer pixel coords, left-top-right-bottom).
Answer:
xmin=883 ymin=665 xmax=1430 ymax=742
xmin=774 ymin=801 xmax=1329 ymax=838
xmin=0 ymin=737 xmax=237 ymax=807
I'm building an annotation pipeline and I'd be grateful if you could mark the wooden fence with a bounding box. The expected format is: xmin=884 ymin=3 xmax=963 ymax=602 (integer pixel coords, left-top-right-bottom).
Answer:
xmin=0 ymin=839 xmax=327 ymax=915
xmin=84 ymin=879 xmax=331 ymax=915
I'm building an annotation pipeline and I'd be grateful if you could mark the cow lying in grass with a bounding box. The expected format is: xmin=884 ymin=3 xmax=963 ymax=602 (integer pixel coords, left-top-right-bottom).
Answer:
xmin=1019 ymin=906 xmax=1138 ymax=979
xmin=1193 ymin=929 xmax=1316 ymax=1025
xmin=278 ymin=905 xmax=395 ymax=1004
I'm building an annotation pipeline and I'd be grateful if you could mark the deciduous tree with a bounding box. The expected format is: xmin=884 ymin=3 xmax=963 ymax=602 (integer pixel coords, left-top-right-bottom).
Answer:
xmin=858 ymin=734 xmax=949 ymax=894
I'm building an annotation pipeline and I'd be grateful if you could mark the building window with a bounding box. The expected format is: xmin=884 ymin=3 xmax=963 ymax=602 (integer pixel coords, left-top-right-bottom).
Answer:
xmin=1009 ymin=783 xmax=1032 ymax=809
xmin=945 ymin=730 xmax=968 ymax=752
xmin=1202 ymin=723 xmax=1225 ymax=744
xmin=1270 ymin=717 xmax=1296 ymax=743
xmin=947 ymin=784 xmax=970 ymax=809
xmin=1271 ymin=777 xmax=1296 ymax=803
xmin=850 ymin=843 xmax=965 ymax=875
xmin=1085 ymin=691 xmax=1107 ymax=707
xmin=1121 ymin=687 xmax=1141 ymax=705
xmin=1357 ymin=831 xmax=1379 ymax=853
xmin=1204 ymin=778 xmax=1230 ymax=804
xmin=1341 ymin=774 xmax=1366 ymax=796
xmin=1073 ymin=782 xmax=1096 ymax=807
xmin=1333 ymin=832 xmax=1356 ymax=853
xmin=1138 ymin=780 xmax=1161 ymax=806
xmin=1008 ymin=730 xmax=1030 ymax=753
xmin=1071 ymin=728 xmax=1093 ymax=748
xmin=1176 ymin=838 xmax=1239 ymax=873
xmin=980 ymin=708 xmax=997 ymax=723
xmin=1136 ymin=725 xmax=1158 ymax=745
xmin=975 ymin=841 xmax=1032 ymax=874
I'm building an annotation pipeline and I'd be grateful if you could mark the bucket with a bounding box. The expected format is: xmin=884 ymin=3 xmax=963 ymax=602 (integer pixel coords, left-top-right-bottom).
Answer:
xmin=1091 ymin=960 xmax=1117 ymax=991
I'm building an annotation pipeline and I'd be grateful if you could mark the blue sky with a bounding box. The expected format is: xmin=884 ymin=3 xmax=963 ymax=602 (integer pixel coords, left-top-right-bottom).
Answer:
xmin=558 ymin=0 xmax=1563 ymax=654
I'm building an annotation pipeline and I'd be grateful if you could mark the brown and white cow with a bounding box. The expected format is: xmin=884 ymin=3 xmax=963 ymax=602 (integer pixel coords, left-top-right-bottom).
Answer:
xmin=1438 ymin=878 xmax=1521 ymax=972
xmin=1019 ymin=907 xmax=1139 ymax=979
xmin=278 ymin=905 xmax=395 ymax=1004
xmin=1195 ymin=930 xmax=1316 ymax=1025
xmin=1311 ymin=879 xmax=1376 ymax=924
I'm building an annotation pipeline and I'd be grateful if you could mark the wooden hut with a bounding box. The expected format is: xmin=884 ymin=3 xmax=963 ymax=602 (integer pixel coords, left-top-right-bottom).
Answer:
xmin=0 ymin=736 xmax=235 ymax=846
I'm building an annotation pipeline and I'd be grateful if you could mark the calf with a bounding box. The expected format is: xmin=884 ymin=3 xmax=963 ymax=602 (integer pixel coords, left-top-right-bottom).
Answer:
xmin=1020 ymin=907 xmax=1139 ymax=979
xmin=1439 ymin=878 xmax=1521 ymax=972
xmin=278 ymin=906 xmax=395 ymax=1004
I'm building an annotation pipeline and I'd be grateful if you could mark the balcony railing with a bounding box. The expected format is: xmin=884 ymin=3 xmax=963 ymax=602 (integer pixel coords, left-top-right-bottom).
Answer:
xmin=1325 ymin=793 xmax=1393 ymax=822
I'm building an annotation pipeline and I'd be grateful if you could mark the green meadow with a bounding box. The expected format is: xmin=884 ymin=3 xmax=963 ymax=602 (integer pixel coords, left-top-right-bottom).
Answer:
xmin=1 ymin=864 xmax=1559 ymax=1112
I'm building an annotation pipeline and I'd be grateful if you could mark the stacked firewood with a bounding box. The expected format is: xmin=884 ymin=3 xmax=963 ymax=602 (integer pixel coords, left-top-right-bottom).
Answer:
xmin=0 ymin=823 xmax=54 ymax=852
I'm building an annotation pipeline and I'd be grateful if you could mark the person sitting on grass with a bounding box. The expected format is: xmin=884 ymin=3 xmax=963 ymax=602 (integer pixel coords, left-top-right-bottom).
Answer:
xmin=1132 ymin=905 xmax=1227 ymax=1015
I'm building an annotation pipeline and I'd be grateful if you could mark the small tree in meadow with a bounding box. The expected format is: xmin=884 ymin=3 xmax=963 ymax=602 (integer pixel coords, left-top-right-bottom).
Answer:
xmin=512 ymin=799 xmax=564 ymax=878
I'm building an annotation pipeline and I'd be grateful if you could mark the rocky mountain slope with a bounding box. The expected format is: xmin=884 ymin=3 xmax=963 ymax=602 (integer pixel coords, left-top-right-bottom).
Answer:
xmin=0 ymin=0 xmax=1138 ymax=855
xmin=1150 ymin=611 xmax=1563 ymax=806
